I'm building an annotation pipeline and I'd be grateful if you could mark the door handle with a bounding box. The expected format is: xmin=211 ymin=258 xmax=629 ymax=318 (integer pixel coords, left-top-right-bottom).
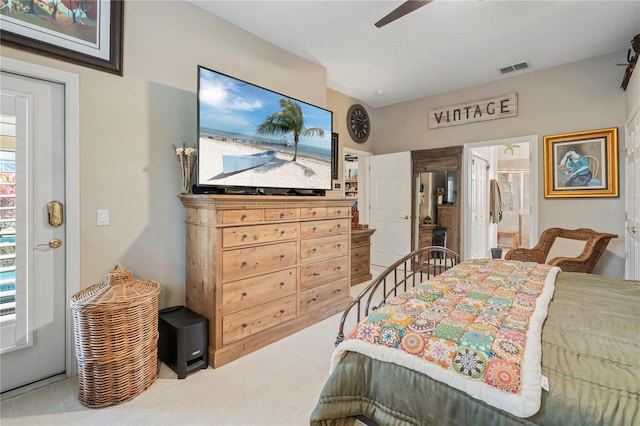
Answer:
xmin=628 ymin=226 xmax=638 ymax=234
xmin=36 ymin=238 xmax=63 ymax=249
xmin=402 ymin=215 xmax=409 ymax=220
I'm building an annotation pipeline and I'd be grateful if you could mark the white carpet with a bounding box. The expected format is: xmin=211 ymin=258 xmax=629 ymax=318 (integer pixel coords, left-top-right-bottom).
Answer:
xmin=0 ymin=270 xmax=382 ymax=426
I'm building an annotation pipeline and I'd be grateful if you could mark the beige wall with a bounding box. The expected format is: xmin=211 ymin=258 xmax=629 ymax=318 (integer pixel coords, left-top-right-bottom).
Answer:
xmin=0 ymin=1 xmax=361 ymax=307
xmin=626 ymin=57 xmax=639 ymax=118
xmin=0 ymin=1 xmax=631 ymax=299
xmin=327 ymin=88 xmax=375 ymax=193
xmin=372 ymin=52 xmax=630 ymax=277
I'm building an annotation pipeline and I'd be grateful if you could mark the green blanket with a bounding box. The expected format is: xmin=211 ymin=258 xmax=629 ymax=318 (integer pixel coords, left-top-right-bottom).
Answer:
xmin=310 ymin=272 xmax=640 ymax=426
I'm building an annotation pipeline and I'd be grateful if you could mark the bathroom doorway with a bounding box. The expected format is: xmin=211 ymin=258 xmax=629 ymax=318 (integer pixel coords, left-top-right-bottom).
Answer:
xmin=464 ymin=135 xmax=538 ymax=260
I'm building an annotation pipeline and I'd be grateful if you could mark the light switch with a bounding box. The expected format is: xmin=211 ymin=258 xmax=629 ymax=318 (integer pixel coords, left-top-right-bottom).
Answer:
xmin=97 ymin=209 xmax=109 ymax=226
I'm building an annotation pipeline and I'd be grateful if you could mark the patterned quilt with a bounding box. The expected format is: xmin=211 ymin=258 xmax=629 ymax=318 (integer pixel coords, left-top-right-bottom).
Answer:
xmin=331 ymin=259 xmax=560 ymax=418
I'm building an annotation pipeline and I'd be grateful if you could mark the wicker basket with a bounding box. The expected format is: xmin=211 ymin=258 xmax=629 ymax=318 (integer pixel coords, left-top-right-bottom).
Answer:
xmin=70 ymin=264 xmax=161 ymax=408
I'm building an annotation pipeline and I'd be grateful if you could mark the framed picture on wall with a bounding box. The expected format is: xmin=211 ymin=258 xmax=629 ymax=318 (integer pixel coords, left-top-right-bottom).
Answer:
xmin=0 ymin=0 xmax=124 ymax=75
xmin=543 ymin=127 xmax=618 ymax=198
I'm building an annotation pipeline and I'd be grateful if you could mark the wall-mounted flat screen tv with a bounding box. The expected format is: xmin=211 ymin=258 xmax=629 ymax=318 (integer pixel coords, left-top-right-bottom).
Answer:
xmin=197 ymin=65 xmax=333 ymax=193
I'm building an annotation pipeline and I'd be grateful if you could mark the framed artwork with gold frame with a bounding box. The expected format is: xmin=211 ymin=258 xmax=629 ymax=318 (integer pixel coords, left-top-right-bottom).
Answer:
xmin=543 ymin=127 xmax=618 ymax=198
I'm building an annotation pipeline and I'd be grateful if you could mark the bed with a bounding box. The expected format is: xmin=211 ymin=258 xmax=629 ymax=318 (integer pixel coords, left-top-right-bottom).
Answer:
xmin=310 ymin=247 xmax=640 ymax=426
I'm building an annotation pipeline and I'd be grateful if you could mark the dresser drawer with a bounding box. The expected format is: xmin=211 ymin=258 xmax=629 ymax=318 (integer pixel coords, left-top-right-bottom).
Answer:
xmin=265 ymin=208 xmax=299 ymax=222
xmin=222 ymin=268 xmax=296 ymax=314
xmin=300 ymin=219 xmax=349 ymax=239
xmin=300 ymin=207 xmax=327 ymax=219
xmin=222 ymin=241 xmax=297 ymax=282
xmin=300 ymin=234 xmax=349 ymax=263
xmin=327 ymin=206 xmax=350 ymax=217
xmin=420 ymin=235 xmax=433 ymax=246
xmin=299 ymin=278 xmax=349 ymax=314
xmin=221 ymin=209 xmax=264 ymax=224
xmin=222 ymin=295 xmax=296 ymax=345
xmin=351 ymin=244 xmax=370 ymax=264
xmin=222 ymin=222 xmax=299 ymax=248
xmin=351 ymin=234 xmax=371 ymax=248
xmin=351 ymin=257 xmax=370 ymax=277
xmin=300 ymin=256 xmax=349 ymax=289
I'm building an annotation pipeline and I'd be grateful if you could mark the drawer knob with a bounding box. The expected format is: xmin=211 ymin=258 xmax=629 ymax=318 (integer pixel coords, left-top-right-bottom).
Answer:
xmin=337 ymin=224 xmax=341 ymax=228
xmin=312 ymin=211 xmax=317 ymax=216
xmin=311 ymin=297 xmax=318 ymax=302
xmin=336 ymin=266 xmax=341 ymax=270
xmin=279 ymin=254 xmax=285 ymax=260
xmin=312 ymin=248 xmax=317 ymax=253
xmin=312 ymin=272 xmax=320 ymax=277
xmin=241 ymin=323 xmax=248 ymax=328
xmin=334 ymin=288 xmax=341 ymax=293
xmin=280 ymin=212 xmax=285 ymax=218
xmin=279 ymin=281 xmax=285 ymax=287
xmin=241 ymin=214 xmax=247 ymax=221
xmin=279 ymin=309 xmax=285 ymax=314
xmin=241 ymin=233 xmax=248 ymax=240
xmin=312 ymin=226 xmax=317 ymax=232
xmin=280 ymin=230 xmax=285 ymax=235
xmin=241 ymin=261 xmax=248 ymax=268
xmin=242 ymin=291 xmax=247 ymax=297
xmin=336 ymin=243 xmax=341 ymax=248
xmin=337 ymin=210 xmax=341 ymax=214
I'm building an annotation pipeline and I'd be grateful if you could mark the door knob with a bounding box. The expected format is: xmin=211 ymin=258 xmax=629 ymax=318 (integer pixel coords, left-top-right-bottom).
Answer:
xmin=402 ymin=215 xmax=409 ymax=219
xmin=628 ymin=226 xmax=638 ymax=234
xmin=37 ymin=238 xmax=62 ymax=249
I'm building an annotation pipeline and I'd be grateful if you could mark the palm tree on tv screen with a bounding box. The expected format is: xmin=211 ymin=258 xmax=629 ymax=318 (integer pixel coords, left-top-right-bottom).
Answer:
xmin=257 ymin=98 xmax=324 ymax=162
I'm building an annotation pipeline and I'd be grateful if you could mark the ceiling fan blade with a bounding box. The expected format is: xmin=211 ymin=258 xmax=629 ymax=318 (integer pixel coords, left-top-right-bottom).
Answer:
xmin=375 ymin=0 xmax=432 ymax=28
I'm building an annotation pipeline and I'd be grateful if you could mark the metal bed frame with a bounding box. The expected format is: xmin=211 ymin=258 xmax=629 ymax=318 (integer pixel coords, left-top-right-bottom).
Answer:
xmin=336 ymin=246 xmax=460 ymax=345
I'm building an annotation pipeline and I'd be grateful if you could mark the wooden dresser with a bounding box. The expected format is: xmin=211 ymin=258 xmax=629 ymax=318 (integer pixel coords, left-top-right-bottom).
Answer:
xmin=180 ymin=195 xmax=353 ymax=367
xmin=418 ymin=224 xmax=436 ymax=248
xmin=437 ymin=204 xmax=459 ymax=255
xmin=350 ymin=228 xmax=376 ymax=285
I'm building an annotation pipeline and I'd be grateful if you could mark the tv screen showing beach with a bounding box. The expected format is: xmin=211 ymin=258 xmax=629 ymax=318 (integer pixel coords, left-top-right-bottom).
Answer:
xmin=197 ymin=66 xmax=333 ymax=191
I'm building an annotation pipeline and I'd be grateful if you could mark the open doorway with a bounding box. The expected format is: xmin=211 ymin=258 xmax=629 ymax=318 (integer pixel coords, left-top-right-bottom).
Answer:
xmin=343 ymin=148 xmax=372 ymax=226
xmin=463 ymin=136 xmax=538 ymax=260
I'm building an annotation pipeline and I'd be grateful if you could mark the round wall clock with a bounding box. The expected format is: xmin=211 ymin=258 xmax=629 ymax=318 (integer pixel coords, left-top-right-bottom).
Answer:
xmin=347 ymin=104 xmax=370 ymax=143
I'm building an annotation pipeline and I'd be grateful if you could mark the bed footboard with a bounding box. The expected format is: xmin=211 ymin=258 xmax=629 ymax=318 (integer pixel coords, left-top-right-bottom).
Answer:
xmin=336 ymin=246 xmax=460 ymax=345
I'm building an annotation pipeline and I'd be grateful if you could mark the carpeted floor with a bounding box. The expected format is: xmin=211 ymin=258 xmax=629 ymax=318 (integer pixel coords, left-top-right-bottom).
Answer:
xmin=0 ymin=268 xmax=383 ymax=426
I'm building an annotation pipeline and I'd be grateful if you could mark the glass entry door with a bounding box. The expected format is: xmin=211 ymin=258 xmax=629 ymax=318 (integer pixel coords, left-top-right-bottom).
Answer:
xmin=0 ymin=72 xmax=66 ymax=393
xmin=0 ymin=111 xmax=18 ymax=335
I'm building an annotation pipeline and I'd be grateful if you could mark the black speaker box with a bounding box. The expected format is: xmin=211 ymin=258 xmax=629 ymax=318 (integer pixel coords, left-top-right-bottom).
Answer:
xmin=158 ymin=306 xmax=208 ymax=379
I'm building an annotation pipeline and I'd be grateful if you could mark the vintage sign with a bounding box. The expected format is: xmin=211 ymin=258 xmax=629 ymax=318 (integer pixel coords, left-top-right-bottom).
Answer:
xmin=428 ymin=93 xmax=518 ymax=129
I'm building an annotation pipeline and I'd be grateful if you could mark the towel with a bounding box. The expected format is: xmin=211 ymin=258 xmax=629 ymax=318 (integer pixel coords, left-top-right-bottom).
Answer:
xmin=490 ymin=179 xmax=502 ymax=224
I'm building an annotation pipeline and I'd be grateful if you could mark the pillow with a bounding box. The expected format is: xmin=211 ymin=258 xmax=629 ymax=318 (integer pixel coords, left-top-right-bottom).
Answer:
xmin=545 ymin=237 xmax=586 ymax=262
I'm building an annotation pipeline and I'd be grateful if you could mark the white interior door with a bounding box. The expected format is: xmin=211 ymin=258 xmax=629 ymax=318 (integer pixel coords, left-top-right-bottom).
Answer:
xmin=369 ymin=152 xmax=412 ymax=267
xmin=470 ymin=154 xmax=489 ymax=258
xmin=0 ymin=72 xmax=66 ymax=393
xmin=626 ymin=109 xmax=640 ymax=280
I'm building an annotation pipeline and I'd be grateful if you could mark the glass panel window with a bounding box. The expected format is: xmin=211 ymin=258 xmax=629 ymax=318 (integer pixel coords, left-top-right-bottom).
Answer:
xmin=0 ymin=115 xmax=16 ymax=326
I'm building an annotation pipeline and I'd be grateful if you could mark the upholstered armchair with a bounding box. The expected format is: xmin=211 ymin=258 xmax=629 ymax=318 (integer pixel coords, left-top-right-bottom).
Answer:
xmin=504 ymin=227 xmax=617 ymax=273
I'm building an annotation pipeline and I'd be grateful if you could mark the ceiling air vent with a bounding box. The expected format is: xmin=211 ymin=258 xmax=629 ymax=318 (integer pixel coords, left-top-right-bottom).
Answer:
xmin=499 ymin=61 xmax=530 ymax=75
